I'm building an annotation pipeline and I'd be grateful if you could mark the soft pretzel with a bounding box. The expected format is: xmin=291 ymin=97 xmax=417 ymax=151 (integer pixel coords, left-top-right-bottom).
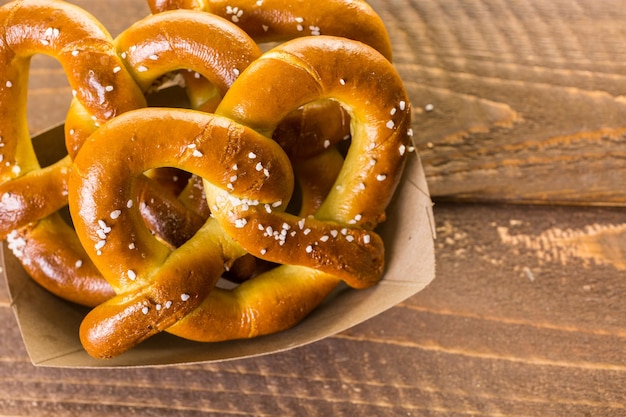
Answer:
xmin=0 ymin=0 xmax=145 ymax=306
xmin=69 ymin=108 xmax=294 ymax=358
xmin=72 ymin=36 xmax=411 ymax=358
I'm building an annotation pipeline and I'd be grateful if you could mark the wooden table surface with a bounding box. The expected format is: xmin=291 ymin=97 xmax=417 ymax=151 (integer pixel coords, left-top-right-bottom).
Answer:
xmin=2 ymin=0 xmax=626 ymax=415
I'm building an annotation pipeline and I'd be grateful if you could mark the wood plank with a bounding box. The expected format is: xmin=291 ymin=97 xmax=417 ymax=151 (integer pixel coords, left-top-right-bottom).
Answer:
xmin=368 ymin=0 xmax=626 ymax=205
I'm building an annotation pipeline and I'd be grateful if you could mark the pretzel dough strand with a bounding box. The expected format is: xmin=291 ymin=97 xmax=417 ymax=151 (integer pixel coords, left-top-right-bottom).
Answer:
xmin=79 ymin=217 xmax=246 ymax=359
xmin=168 ymin=265 xmax=341 ymax=342
xmin=7 ymin=214 xmax=115 ymax=307
xmin=0 ymin=157 xmax=70 ymax=239
xmin=114 ymin=10 xmax=261 ymax=103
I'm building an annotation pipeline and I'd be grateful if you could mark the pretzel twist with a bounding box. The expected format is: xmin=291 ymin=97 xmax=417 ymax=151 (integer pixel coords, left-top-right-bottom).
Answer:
xmin=0 ymin=0 xmax=146 ymax=305
xmin=72 ymin=37 xmax=411 ymax=358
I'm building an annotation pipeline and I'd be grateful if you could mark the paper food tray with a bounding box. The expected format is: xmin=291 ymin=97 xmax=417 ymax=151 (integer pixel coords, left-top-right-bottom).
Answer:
xmin=2 ymin=119 xmax=436 ymax=368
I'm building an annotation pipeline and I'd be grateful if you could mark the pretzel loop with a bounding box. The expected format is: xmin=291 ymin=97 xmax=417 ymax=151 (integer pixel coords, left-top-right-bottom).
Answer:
xmin=66 ymin=9 xmax=262 ymax=158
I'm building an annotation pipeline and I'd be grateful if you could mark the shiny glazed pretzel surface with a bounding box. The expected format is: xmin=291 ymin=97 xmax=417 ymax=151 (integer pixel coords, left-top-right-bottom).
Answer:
xmin=0 ymin=0 xmax=415 ymax=359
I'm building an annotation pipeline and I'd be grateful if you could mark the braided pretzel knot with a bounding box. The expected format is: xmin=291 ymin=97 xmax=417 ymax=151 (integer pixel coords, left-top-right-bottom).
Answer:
xmin=71 ymin=36 xmax=411 ymax=359
xmin=0 ymin=0 xmax=146 ymax=306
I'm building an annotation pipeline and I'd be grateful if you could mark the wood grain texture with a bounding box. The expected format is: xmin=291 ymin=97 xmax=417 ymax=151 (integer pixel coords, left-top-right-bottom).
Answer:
xmin=369 ymin=0 xmax=626 ymax=205
xmin=1 ymin=0 xmax=626 ymax=416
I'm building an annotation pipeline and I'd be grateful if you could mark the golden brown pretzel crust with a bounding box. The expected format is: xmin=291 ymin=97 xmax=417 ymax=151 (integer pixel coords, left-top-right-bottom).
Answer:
xmin=7 ymin=215 xmax=115 ymax=307
xmin=215 ymin=36 xmax=411 ymax=231
xmin=114 ymin=10 xmax=261 ymax=104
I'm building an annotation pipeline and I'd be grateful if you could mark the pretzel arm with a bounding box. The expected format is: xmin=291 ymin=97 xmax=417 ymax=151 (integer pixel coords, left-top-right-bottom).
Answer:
xmin=167 ymin=265 xmax=340 ymax=341
xmin=115 ymin=10 xmax=261 ymax=97
xmin=79 ymin=217 xmax=245 ymax=359
xmin=0 ymin=157 xmax=70 ymax=239
xmin=7 ymin=214 xmax=114 ymax=307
